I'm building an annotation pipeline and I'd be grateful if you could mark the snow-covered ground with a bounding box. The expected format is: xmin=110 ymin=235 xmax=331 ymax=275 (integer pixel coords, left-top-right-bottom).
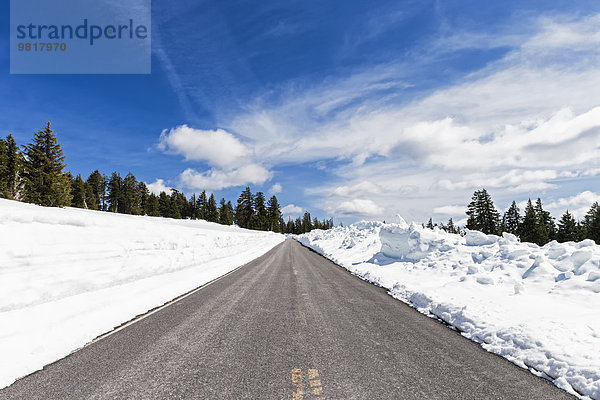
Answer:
xmin=0 ymin=199 xmax=284 ymax=389
xmin=298 ymin=218 xmax=600 ymax=399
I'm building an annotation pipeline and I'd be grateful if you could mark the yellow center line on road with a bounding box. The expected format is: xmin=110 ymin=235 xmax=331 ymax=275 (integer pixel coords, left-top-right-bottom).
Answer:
xmin=292 ymin=368 xmax=325 ymax=399
xmin=298 ymin=310 xmax=308 ymax=326
xmin=292 ymin=368 xmax=304 ymax=400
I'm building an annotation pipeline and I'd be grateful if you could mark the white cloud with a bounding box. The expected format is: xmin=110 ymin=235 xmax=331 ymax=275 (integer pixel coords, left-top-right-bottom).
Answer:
xmin=179 ymin=164 xmax=272 ymax=191
xmin=269 ymin=183 xmax=282 ymax=194
xmin=157 ymin=13 xmax=600 ymax=221
xmin=281 ymin=204 xmax=302 ymax=215
xmin=544 ymin=191 xmax=600 ymax=220
xmin=159 ymin=125 xmax=250 ymax=169
xmin=221 ymin=14 xmax=600 ymax=183
xmin=433 ymin=205 xmax=465 ymax=216
xmin=331 ymin=181 xmax=383 ymax=197
xmin=332 ymin=199 xmax=383 ymax=217
xmin=146 ymin=179 xmax=173 ymax=195
xmin=436 ymin=169 xmax=562 ymax=192
xmin=158 ymin=125 xmax=275 ymax=191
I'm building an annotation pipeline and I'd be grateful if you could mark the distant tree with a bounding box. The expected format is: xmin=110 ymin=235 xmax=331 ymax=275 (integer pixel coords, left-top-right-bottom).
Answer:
xmin=107 ymin=172 xmax=123 ymax=212
xmin=286 ymin=217 xmax=294 ymax=234
xmin=279 ymin=217 xmax=286 ymax=233
xmin=188 ymin=193 xmax=198 ymax=219
xmin=206 ymin=193 xmax=219 ymax=222
xmin=253 ymin=191 xmax=267 ymax=230
xmin=0 ymin=137 xmax=7 ymax=197
xmin=502 ymin=201 xmax=521 ymax=235
xmin=445 ymin=218 xmax=457 ymax=234
xmin=465 ymin=189 xmax=500 ymax=234
xmin=301 ymin=211 xmax=312 ymax=233
xmin=534 ymin=198 xmax=554 ymax=244
xmin=137 ymin=181 xmax=149 ymax=215
xmin=519 ymin=199 xmax=539 ymax=244
xmin=22 ymin=122 xmax=72 ymax=207
xmin=170 ymin=189 xmax=187 ymax=219
xmin=235 ymin=187 xmax=254 ymax=228
xmin=198 ymin=191 xmax=207 ymax=220
xmin=145 ymin=193 xmax=160 ymax=216
xmin=557 ymin=210 xmax=578 ymax=243
xmin=312 ymin=217 xmax=321 ymax=230
xmin=226 ymin=201 xmax=234 ymax=224
xmin=86 ymin=170 xmax=106 ymax=211
xmin=1 ymin=134 xmax=23 ymax=200
xmin=267 ymin=195 xmax=282 ymax=232
xmin=426 ymin=218 xmax=434 ymax=229
xmin=294 ymin=217 xmax=303 ymax=234
xmin=71 ymin=174 xmax=88 ymax=208
xmin=583 ymin=202 xmax=600 ymax=244
xmin=576 ymin=220 xmax=587 ymax=242
xmin=218 ymin=198 xmax=234 ymax=225
xmin=121 ymin=172 xmax=141 ymax=215
xmin=158 ymin=191 xmax=171 ymax=217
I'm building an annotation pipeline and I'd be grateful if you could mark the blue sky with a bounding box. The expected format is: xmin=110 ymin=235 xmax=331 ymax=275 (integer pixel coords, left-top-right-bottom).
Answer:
xmin=2 ymin=0 xmax=600 ymax=224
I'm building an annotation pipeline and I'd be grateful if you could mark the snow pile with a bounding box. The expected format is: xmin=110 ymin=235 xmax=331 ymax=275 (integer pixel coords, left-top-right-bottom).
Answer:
xmin=298 ymin=219 xmax=600 ymax=399
xmin=0 ymin=199 xmax=284 ymax=389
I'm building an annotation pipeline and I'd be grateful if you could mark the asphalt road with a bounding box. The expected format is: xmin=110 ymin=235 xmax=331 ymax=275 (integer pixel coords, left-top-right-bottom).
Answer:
xmin=0 ymin=239 xmax=574 ymax=399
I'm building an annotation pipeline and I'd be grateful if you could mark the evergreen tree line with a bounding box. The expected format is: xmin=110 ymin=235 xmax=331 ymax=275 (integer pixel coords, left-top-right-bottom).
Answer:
xmin=427 ymin=188 xmax=600 ymax=245
xmin=234 ymin=186 xmax=333 ymax=234
xmin=0 ymin=122 xmax=332 ymax=234
xmin=425 ymin=217 xmax=461 ymax=235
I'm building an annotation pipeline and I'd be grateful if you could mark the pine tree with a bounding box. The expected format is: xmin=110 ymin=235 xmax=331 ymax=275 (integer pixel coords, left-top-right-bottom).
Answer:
xmin=0 ymin=137 xmax=7 ymax=197
xmin=557 ymin=210 xmax=578 ymax=243
xmin=465 ymin=189 xmax=500 ymax=234
xmin=254 ymin=191 xmax=267 ymax=230
xmin=206 ymin=193 xmax=219 ymax=222
xmin=279 ymin=217 xmax=286 ymax=233
xmin=534 ymin=198 xmax=554 ymax=245
xmin=502 ymin=201 xmax=521 ymax=235
xmin=227 ymin=201 xmax=234 ymax=224
xmin=520 ymin=199 xmax=538 ymax=244
xmin=158 ymin=191 xmax=171 ymax=217
xmin=71 ymin=174 xmax=88 ymax=208
xmin=576 ymin=220 xmax=587 ymax=242
xmin=235 ymin=187 xmax=254 ymax=228
xmin=313 ymin=217 xmax=321 ymax=230
xmin=446 ymin=218 xmax=457 ymax=234
xmin=189 ymin=193 xmax=198 ymax=219
xmin=107 ymin=172 xmax=123 ymax=212
xmin=286 ymin=217 xmax=294 ymax=234
xmin=137 ymin=181 xmax=149 ymax=215
xmin=267 ymin=195 xmax=282 ymax=232
xmin=198 ymin=190 xmax=208 ymax=220
xmin=302 ymin=211 xmax=312 ymax=233
xmin=22 ymin=122 xmax=72 ymax=207
xmin=218 ymin=198 xmax=234 ymax=225
xmin=583 ymin=202 xmax=600 ymax=244
xmin=86 ymin=170 xmax=106 ymax=211
xmin=120 ymin=172 xmax=141 ymax=215
xmin=426 ymin=218 xmax=434 ymax=229
xmin=146 ymin=193 xmax=160 ymax=216
xmin=2 ymin=135 xmax=23 ymax=200
xmin=169 ymin=190 xmax=186 ymax=219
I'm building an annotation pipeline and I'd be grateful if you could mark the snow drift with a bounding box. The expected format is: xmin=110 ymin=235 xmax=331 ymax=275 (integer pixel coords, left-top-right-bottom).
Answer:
xmin=298 ymin=219 xmax=600 ymax=399
xmin=0 ymin=199 xmax=284 ymax=389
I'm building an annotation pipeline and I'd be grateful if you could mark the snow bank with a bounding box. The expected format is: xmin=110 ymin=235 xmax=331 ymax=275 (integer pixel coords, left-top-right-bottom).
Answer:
xmin=0 ymin=199 xmax=284 ymax=389
xmin=298 ymin=220 xmax=600 ymax=399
